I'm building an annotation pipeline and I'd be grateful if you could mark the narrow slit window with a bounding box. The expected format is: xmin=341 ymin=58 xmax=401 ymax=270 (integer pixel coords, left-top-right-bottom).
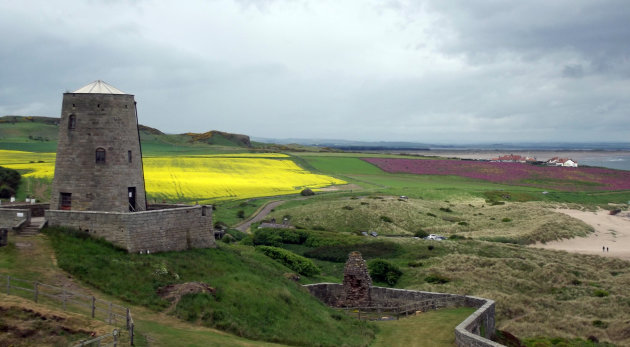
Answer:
xmin=96 ymin=148 xmax=106 ymax=163
xmin=68 ymin=115 xmax=76 ymax=129
xmin=128 ymin=150 xmax=132 ymax=163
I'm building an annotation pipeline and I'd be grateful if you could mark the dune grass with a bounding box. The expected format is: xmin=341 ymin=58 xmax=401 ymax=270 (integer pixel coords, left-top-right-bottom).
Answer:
xmin=268 ymin=197 xmax=594 ymax=243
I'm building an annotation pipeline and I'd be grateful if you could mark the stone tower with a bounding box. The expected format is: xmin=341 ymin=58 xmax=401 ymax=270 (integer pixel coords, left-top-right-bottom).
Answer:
xmin=50 ymin=80 xmax=147 ymax=212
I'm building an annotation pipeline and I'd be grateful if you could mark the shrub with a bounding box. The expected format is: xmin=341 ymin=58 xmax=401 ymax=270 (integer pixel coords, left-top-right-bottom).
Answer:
xmin=379 ymin=216 xmax=393 ymax=223
xmin=407 ymin=260 xmax=423 ymax=267
xmin=237 ymin=210 xmax=245 ymax=219
xmin=253 ymin=230 xmax=283 ymax=247
xmin=0 ymin=167 xmax=20 ymax=198
xmin=256 ymin=246 xmax=320 ymax=276
xmin=414 ymin=229 xmax=429 ymax=238
xmin=220 ymin=234 xmax=236 ymax=244
xmin=592 ymin=320 xmax=608 ymax=329
xmin=425 ymin=273 xmax=449 ymax=284
xmin=300 ymin=188 xmax=315 ymax=196
xmin=457 ymin=221 xmax=469 ymax=226
xmin=426 ymin=212 xmax=437 ymax=217
xmin=439 ymin=207 xmax=453 ymax=213
xmin=593 ymin=289 xmax=609 ymax=297
xmin=304 ymin=241 xmax=400 ymax=262
xmin=501 ymin=218 xmax=512 ymax=222
xmin=427 ymin=245 xmax=434 ymax=251
xmin=342 ymin=205 xmax=354 ymax=210
xmin=368 ymin=259 xmax=402 ymax=286
xmin=225 ymin=228 xmax=248 ymax=241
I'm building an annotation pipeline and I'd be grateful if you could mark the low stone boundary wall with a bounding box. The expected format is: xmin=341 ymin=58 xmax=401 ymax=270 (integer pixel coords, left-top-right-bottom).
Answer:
xmin=0 ymin=208 xmax=31 ymax=229
xmin=0 ymin=203 xmax=49 ymax=217
xmin=46 ymin=205 xmax=215 ymax=253
xmin=304 ymin=283 xmax=503 ymax=347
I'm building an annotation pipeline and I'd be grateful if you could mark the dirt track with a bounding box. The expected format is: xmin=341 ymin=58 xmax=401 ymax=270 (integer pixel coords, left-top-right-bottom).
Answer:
xmin=533 ymin=209 xmax=630 ymax=260
xmin=234 ymin=201 xmax=286 ymax=233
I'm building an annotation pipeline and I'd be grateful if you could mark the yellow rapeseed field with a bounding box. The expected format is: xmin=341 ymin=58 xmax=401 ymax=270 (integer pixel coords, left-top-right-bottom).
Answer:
xmin=0 ymin=150 xmax=345 ymax=202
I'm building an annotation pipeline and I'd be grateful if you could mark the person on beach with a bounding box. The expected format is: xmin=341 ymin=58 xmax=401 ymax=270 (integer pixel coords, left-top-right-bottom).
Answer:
xmin=607 ymin=247 xmax=609 ymax=252
xmin=603 ymin=246 xmax=605 ymax=252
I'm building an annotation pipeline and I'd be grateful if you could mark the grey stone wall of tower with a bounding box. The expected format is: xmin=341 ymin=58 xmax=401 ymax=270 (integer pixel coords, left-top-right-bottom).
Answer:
xmin=50 ymin=86 xmax=147 ymax=212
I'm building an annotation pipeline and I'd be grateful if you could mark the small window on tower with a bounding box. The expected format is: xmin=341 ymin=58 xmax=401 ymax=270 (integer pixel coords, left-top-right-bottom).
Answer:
xmin=68 ymin=115 xmax=76 ymax=129
xmin=128 ymin=150 xmax=132 ymax=163
xmin=96 ymin=148 xmax=106 ymax=163
xmin=60 ymin=192 xmax=72 ymax=210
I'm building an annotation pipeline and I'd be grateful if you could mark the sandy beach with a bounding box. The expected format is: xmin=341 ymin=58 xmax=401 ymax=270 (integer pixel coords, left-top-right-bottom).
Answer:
xmin=533 ymin=209 xmax=630 ymax=260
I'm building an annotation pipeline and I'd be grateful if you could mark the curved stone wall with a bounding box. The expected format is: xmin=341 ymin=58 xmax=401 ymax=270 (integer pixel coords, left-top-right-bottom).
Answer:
xmin=304 ymin=283 xmax=504 ymax=347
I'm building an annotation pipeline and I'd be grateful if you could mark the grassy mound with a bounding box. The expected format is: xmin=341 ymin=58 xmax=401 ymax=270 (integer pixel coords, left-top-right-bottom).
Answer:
xmin=269 ymin=197 xmax=594 ymax=243
xmin=45 ymin=227 xmax=375 ymax=347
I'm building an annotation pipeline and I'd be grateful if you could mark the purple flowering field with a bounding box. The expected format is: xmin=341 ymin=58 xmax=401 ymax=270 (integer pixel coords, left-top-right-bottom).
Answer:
xmin=362 ymin=158 xmax=630 ymax=191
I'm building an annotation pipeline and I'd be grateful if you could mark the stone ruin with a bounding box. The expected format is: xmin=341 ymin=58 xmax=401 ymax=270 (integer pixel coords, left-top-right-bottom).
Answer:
xmin=339 ymin=251 xmax=372 ymax=307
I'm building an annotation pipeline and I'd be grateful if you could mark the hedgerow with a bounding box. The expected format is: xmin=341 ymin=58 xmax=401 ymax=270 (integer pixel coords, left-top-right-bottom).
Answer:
xmin=256 ymin=246 xmax=320 ymax=276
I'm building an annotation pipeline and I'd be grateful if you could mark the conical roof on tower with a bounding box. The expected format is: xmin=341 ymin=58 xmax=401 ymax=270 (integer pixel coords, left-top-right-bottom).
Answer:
xmin=73 ymin=80 xmax=126 ymax=94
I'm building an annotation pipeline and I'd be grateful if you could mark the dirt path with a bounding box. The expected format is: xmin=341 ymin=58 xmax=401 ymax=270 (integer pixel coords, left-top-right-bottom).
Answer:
xmin=234 ymin=200 xmax=287 ymax=233
xmin=533 ymin=209 xmax=630 ymax=260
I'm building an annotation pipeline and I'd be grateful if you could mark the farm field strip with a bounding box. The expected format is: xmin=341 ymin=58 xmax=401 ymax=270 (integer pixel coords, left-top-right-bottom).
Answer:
xmin=0 ymin=150 xmax=345 ymax=202
xmin=363 ymin=157 xmax=630 ymax=191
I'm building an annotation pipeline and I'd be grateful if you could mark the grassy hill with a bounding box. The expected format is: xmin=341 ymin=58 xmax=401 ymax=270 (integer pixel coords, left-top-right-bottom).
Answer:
xmin=0 ymin=115 xmax=326 ymax=155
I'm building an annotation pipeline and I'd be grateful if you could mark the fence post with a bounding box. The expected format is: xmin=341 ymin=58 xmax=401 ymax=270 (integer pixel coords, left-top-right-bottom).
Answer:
xmin=91 ymin=296 xmax=96 ymax=318
xmin=6 ymin=275 xmax=9 ymax=295
xmin=113 ymin=329 xmax=118 ymax=347
xmin=34 ymin=282 xmax=38 ymax=303
xmin=126 ymin=308 xmax=131 ymax=330
xmin=130 ymin=322 xmax=134 ymax=346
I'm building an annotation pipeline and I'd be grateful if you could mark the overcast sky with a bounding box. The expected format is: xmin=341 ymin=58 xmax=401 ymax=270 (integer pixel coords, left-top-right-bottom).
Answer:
xmin=1 ymin=0 xmax=629 ymax=143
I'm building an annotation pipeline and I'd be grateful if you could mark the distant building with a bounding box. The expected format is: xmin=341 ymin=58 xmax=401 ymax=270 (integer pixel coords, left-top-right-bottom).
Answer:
xmin=490 ymin=154 xmax=536 ymax=163
xmin=546 ymin=157 xmax=578 ymax=167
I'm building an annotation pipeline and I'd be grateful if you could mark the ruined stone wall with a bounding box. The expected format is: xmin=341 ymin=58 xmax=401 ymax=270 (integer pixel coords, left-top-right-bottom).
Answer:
xmin=0 ymin=208 xmax=31 ymax=229
xmin=46 ymin=205 xmax=215 ymax=253
xmin=304 ymin=283 xmax=501 ymax=347
xmin=50 ymin=93 xmax=146 ymax=212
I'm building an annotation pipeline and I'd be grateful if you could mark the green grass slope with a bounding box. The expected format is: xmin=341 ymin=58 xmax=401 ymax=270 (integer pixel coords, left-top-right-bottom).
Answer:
xmin=44 ymin=227 xmax=375 ymax=347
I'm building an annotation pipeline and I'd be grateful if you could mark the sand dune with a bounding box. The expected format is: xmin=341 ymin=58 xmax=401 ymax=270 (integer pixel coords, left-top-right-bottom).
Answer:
xmin=533 ymin=209 xmax=630 ymax=260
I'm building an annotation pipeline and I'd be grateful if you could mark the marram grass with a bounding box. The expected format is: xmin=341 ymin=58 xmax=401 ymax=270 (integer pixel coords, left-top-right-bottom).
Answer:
xmin=0 ymin=150 xmax=345 ymax=202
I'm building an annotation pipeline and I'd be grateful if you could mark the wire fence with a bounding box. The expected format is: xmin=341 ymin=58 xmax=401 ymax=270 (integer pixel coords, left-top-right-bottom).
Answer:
xmin=3 ymin=275 xmax=135 ymax=345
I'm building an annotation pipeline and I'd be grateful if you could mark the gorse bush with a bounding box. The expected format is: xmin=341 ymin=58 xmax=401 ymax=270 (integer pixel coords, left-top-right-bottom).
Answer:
xmin=368 ymin=259 xmax=402 ymax=286
xmin=256 ymin=246 xmax=320 ymax=276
